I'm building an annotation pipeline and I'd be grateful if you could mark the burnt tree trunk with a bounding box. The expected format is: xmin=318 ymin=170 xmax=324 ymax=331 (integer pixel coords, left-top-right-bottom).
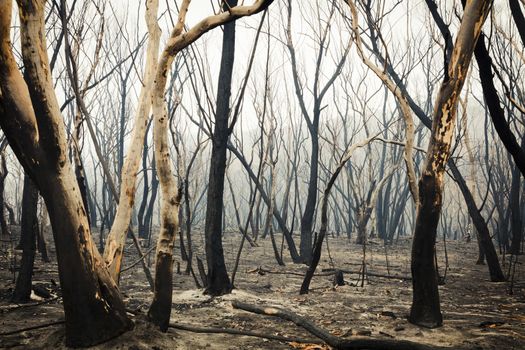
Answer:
xmin=203 ymin=0 xmax=239 ymax=296
xmin=300 ymin=133 xmax=319 ymax=263
xmin=473 ymin=33 xmax=525 ymax=177
xmin=510 ymin=165 xmax=522 ymax=254
xmin=410 ymin=0 xmax=494 ymax=328
xmin=0 ymin=149 xmax=9 ymax=236
xmin=448 ymin=161 xmax=504 ymax=279
xmin=137 ymin=122 xmax=152 ymax=239
xmin=0 ymin=2 xmax=132 ymax=345
xmin=12 ymin=175 xmax=39 ymax=303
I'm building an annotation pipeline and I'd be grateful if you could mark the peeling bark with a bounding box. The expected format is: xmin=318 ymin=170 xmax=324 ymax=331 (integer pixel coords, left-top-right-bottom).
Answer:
xmin=409 ymin=0 xmax=494 ymax=328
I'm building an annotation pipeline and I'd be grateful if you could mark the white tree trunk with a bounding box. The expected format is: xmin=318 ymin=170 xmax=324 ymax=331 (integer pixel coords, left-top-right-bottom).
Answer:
xmin=103 ymin=0 xmax=161 ymax=282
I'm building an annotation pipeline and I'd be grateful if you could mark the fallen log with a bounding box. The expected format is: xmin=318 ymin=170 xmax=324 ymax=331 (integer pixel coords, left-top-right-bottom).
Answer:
xmin=232 ymin=301 xmax=447 ymax=350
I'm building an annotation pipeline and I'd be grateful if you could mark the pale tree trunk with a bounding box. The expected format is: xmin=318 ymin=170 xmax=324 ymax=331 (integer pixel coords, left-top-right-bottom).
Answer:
xmin=147 ymin=60 xmax=180 ymax=331
xmin=103 ymin=0 xmax=161 ymax=282
xmin=146 ymin=14 xmax=184 ymax=329
xmin=347 ymin=0 xmax=419 ymax=207
xmin=409 ymin=0 xmax=494 ymax=328
xmin=0 ymin=1 xmax=131 ymax=346
xmin=424 ymin=0 xmax=503 ymax=277
xmin=146 ymin=0 xmax=274 ymax=328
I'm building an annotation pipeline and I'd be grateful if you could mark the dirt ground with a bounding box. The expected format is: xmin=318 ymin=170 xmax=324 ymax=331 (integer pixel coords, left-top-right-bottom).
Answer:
xmin=1 ymin=228 xmax=524 ymax=349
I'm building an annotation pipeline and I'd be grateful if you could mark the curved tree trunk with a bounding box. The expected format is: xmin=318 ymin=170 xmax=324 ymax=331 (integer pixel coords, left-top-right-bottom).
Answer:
xmin=409 ymin=0 xmax=494 ymax=328
xmin=147 ymin=49 xmax=181 ymax=332
xmin=103 ymin=0 xmax=161 ymax=282
xmin=0 ymin=2 xmax=132 ymax=346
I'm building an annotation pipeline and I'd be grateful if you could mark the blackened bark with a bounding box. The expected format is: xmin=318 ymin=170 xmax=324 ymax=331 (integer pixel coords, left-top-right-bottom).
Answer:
xmin=410 ymin=175 xmax=443 ymax=328
xmin=449 ymin=157 xmax=505 ymax=279
xmin=510 ymin=165 xmax=523 ymax=254
xmin=473 ymin=34 xmax=525 ymax=178
xmin=0 ymin=151 xmax=9 ymax=236
xmin=138 ymin=122 xmax=151 ymax=239
xmin=42 ymin=176 xmax=133 ymax=346
xmin=148 ymin=252 xmax=173 ymax=331
xmin=301 ymin=161 xmax=336 ymax=294
xmin=203 ymin=0 xmax=238 ymax=296
xmin=12 ymin=174 xmax=39 ymax=303
xmin=227 ymin=144 xmax=301 ymax=262
xmin=509 ymin=0 xmax=525 ymax=45
xmin=410 ymin=0 xmax=494 ymax=327
xmin=73 ymin=144 xmax=91 ymax=227
xmin=37 ymin=220 xmax=50 ymax=263
xmin=300 ymin=134 xmax=319 ymax=263
xmin=146 ymin=163 xmax=159 ymax=243
xmin=0 ymin=3 xmax=133 ymax=345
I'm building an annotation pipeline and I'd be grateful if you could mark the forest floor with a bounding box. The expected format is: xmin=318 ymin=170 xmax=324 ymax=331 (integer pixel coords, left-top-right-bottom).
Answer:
xmin=1 ymin=227 xmax=524 ymax=349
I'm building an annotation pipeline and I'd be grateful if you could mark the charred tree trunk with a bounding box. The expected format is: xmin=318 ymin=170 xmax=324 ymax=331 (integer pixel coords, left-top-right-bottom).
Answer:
xmin=203 ymin=0 xmax=239 ymax=296
xmin=448 ymin=162 xmax=504 ymax=279
xmin=510 ymin=165 xmax=522 ymax=254
xmin=145 ymin=162 xmax=159 ymax=243
xmin=228 ymin=144 xmax=301 ymax=262
xmin=0 ymin=149 xmax=9 ymax=236
xmin=409 ymin=0 xmax=493 ymax=328
xmin=0 ymin=2 xmax=132 ymax=345
xmin=473 ymin=33 xmax=525 ymax=178
xmin=300 ymin=134 xmax=319 ymax=264
xmin=138 ymin=122 xmax=152 ymax=239
xmin=37 ymin=204 xmax=50 ymax=263
xmin=12 ymin=175 xmax=39 ymax=303
xmin=300 ymin=136 xmax=382 ymax=294
xmin=147 ymin=0 xmax=273 ymax=324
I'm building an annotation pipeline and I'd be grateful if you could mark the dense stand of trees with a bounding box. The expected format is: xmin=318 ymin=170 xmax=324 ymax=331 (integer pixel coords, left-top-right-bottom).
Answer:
xmin=0 ymin=0 xmax=524 ymax=347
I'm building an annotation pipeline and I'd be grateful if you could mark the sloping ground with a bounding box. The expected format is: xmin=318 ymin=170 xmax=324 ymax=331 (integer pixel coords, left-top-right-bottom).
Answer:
xmin=1 ymin=228 xmax=524 ymax=349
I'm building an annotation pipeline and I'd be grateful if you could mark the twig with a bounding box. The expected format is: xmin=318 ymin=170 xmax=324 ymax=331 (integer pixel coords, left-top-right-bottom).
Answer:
xmin=232 ymin=301 xmax=447 ymax=350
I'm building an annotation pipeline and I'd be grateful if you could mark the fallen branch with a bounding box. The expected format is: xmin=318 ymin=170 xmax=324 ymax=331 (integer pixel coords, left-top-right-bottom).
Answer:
xmin=168 ymin=322 xmax=320 ymax=344
xmin=232 ymin=301 xmax=447 ymax=350
xmin=321 ymin=268 xmax=412 ymax=281
xmin=251 ymin=267 xmax=411 ymax=281
xmin=248 ymin=266 xmax=334 ymax=277
xmin=1 ymin=296 xmax=61 ymax=314
xmin=0 ymin=320 xmax=64 ymax=336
